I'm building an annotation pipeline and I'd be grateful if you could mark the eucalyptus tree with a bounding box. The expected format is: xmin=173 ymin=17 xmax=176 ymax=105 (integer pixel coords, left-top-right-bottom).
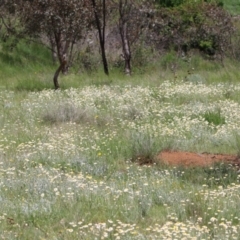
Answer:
xmin=113 ymin=0 xmax=151 ymax=75
xmin=17 ymin=0 xmax=92 ymax=89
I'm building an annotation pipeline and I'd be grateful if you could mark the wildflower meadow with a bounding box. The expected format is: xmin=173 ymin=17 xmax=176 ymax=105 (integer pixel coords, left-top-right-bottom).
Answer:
xmin=1 ymin=79 xmax=240 ymax=239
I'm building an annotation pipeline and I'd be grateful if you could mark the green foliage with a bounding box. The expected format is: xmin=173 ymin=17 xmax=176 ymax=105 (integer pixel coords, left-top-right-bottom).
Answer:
xmin=131 ymin=45 xmax=155 ymax=72
xmin=155 ymin=0 xmax=185 ymax=7
xmin=155 ymin=0 xmax=224 ymax=8
xmin=151 ymin=1 xmax=232 ymax=59
xmin=202 ymin=109 xmax=225 ymax=126
xmin=76 ymin=46 xmax=101 ymax=73
xmin=160 ymin=50 xmax=179 ymax=70
xmin=199 ymin=40 xmax=215 ymax=55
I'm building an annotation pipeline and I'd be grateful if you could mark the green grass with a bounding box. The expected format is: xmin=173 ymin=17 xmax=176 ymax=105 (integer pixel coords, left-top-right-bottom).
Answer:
xmin=1 ymin=38 xmax=240 ymax=91
xmin=0 ymin=40 xmax=54 ymax=90
xmin=202 ymin=109 xmax=226 ymax=126
xmin=223 ymin=0 xmax=240 ymax=15
xmin=1 ymin=37 xmax=240 ymax=239
xmin=1 ymin=75 xmax=240 ymax=238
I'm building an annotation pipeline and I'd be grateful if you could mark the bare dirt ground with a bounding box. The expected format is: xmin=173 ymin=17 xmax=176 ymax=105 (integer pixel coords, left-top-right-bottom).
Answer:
xmin=157 ymin=151 xmax=240 ymax=168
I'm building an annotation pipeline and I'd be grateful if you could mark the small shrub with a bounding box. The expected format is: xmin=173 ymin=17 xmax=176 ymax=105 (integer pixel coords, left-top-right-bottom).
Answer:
xmin=128 ymin=131 xmax=157 ymax=165
xmin=160 ymin=51 xmax=179 ymax=70
xmin=131 ymin=45 xmax=155 ymax=72
xmin=76 ymin=46 xmax=100 ymax=73
xmin=42 ymin=102 xmax=110 ymax=127
xmin=42 ymin=102 xmax=94 ymax=124
xmin=185 ymin=73 xmax=206 ymax=84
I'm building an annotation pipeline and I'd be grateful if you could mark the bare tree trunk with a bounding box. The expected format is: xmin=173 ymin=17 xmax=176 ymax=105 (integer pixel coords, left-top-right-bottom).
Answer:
xmin=59 ymin=52 xmax=68 ymax=74
xmin=58 ymin=43 xmax=69 ymax=75
xmin=119 ymin=20 xmax=131 ymax=75
xmin=91 ymin=0 xmax=109 ymax=75
xmin=54 ymin=31 xmax=69 ymax=74
xmin=52 ymin=30 xmax=69 ymax=88
xmin=68 ymin=41 xmax=75 ymax=67
xmin=49 ymin=34 xmax=57 ymax=63
xmin=118 ymin=0 xmax=132 ymax=75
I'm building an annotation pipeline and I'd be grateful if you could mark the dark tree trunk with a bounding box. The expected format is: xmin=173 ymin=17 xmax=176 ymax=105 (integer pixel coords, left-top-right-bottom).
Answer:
xmin=91 ymin=0 xmax=109 ymax=75
xmin=52 ymin=30 xmax=70 ymax=88
xmin=53 ymin=64 xmax=61 ymax=90
xmin=53 ymin=53 xmax=67 ymax=89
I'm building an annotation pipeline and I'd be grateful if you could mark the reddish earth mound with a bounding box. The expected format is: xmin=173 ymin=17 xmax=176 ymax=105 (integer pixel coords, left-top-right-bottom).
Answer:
xmin=157 ymin=151 xmax=240 ymax=167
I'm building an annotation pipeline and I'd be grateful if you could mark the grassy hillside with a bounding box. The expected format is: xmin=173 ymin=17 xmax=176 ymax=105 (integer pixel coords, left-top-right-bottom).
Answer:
xmin=0 ymin=40 xmax=55 ymax=90
xmin=223 ymin=0 xmax=240 ymax=15
xmin=1 ymin=39 xmax=240 ymax=91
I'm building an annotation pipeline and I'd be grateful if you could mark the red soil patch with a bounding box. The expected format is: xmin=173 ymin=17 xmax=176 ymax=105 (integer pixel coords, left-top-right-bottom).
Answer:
xmin=157 ymin=151 xmax=240 ymax=167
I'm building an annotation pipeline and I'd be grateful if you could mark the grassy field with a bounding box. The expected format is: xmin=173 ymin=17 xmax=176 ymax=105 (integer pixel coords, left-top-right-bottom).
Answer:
xmin=1 ymin=0 xmax=240 ymax=232
xmin=223 ymin=0 xmax=240 ymax=15
xmin=1 ymin=42 xmax=240 ymax=239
